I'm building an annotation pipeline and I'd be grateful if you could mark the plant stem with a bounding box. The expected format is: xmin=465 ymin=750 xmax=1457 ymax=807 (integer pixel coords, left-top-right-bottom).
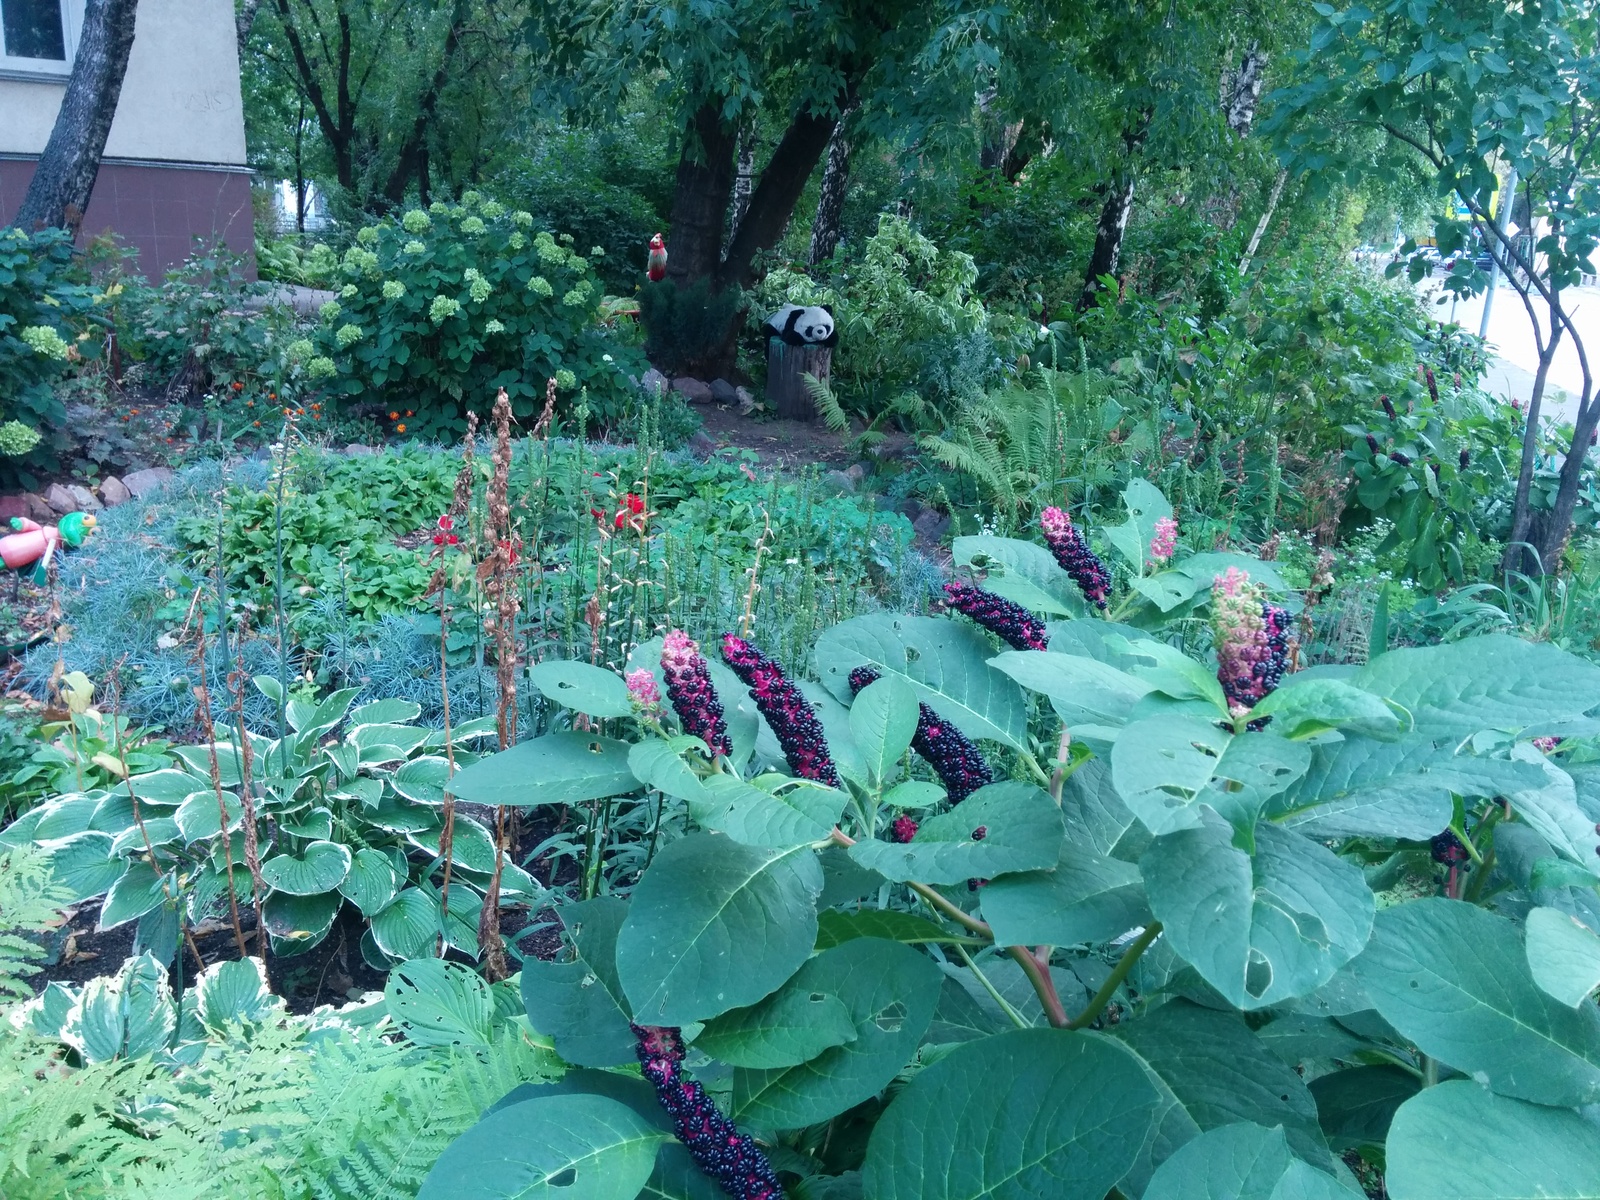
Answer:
xmin=1008 ymin=945 xmax=1068 ymax=1028
xmin=829 ymin=827 xmax=992 ymax=937
xmin=955 ymin=944 xmax=1029 ymax=1030
xmin=1422 ymin=1055 xmax=1439 ymax=1088
xmin=1066 ymin=922 xmax=1162 ymax=1030
xmin=1048 ymin=725 xmax=1072 ymax=805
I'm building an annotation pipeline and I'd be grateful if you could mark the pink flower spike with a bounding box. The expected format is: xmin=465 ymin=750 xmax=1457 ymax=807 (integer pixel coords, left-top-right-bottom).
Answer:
xmin=1149 ymin=516 xmax=1178 ymax=563
xmin=626 ymin=668 xmax=662 ymax=714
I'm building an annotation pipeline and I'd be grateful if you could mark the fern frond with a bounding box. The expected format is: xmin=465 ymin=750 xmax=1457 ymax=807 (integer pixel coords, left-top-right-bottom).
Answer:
xmin=802 ymin=373 xmax=852 ymax=435
xmin=0 ymin=847 xmax=71 ymax=1004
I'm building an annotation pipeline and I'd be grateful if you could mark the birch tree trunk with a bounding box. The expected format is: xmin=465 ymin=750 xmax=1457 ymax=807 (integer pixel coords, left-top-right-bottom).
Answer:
xmin=809 ymin=111 xmax=854 ymax=266
xmin=14 ymin=0 xmax=141 ymax=233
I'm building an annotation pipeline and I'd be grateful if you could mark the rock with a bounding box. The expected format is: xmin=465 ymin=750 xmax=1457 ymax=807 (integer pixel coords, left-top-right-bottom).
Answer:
xmin=709 ymin=378 xmax=740 ymax=406
xmin=344 ymin=443 xmax=377 ymax=457
xmin=641 ymin=367 xmax=669 ymax=398
xmin=844 ymin=462 xmax=870 ymax=486
xmin=68 ymin=484 xmax=101 ymax=512
xmin=0 ymin=495 xmax=26 ymax=522
xmin=98 ymin=476 xmax=132 ymax=506
xmin=672 ymin=376 xmax=714 ymax=405
xmin=45 ymin=483 xmax=80 ymax=515
xmin=824 ymin=470 xmax=857 ymax=494
xmin=687 ymin=431 xmax=719 ymax=460
xmin=736 ymin=386 xmax=756 ymax=416
xmin=23 ymin=493 xmax=53 ymax=523
xmin=870 ymin=430 xmax=917 ymax=462
xmin=121 ymin=467 xmax=174 ymax=497
xmin=913 ymin=506 xmax=951 ymax=545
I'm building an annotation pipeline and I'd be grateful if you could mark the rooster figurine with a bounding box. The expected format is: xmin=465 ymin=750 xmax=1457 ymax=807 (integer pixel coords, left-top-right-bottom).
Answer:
xmin=646 ymin=233 xmax=668 ymax=282
xmin=0 ymin=512 xmax=95 ymax=589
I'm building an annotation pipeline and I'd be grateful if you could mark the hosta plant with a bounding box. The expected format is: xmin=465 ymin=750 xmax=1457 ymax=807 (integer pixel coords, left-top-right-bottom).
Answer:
xmin=4 ymin=680 xmax=539 ymax=968
xmin=420 ymin=491 xmax=1600 ymax=1200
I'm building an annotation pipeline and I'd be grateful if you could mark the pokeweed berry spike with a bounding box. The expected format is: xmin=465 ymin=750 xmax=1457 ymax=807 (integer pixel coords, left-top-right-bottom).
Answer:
xmin=848 ymin=666 xmax=992 ymax=803
xmin=632 ymin=1025 xmax=782 ymax=1200
xmin=1040 ymin=506 xmax=1112 ymax=609
xmin=891 ymin=815 xmax=918 ymax=843
xmin=1430 ymin=830 xmax=1469 ymax=866
xmin=1211 ymin=568 xmax=1292 ymax=714
xmin=721 ymin=634 xmax=841 ymax=787
xmin=942 ymin=581 xmax=1049 ymax=651
xmin=661 ymin=631 xmax=732 ymax=758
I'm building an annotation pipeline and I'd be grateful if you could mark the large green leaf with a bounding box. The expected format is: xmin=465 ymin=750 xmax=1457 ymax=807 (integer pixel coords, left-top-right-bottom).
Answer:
xmin=848 ymin=782 xmax=1062 ymax=885
xmin=409 ymin=813 xmax=499 ymax=873
xmin=1140 ymin=1122 xmax=1362 ymax=1200
xmin=338 ymin=846 xmax=401 ymax=916
xmin=848 ymin=675 xmax=920 ymax=786
xmin=391 ymin=755 xmax=453 ymax=805
xmin=1355 ymin=635 xmax=1600 ymax=734
xmin=369 ymin=886 xmax=478 ymax=959
xmin=1308 ymin=1065 xmax=1418 ymax=1152
xmin=988 ymin=649 xmax=1155 ymax=729
xmin=417 ymin=1093 xmax=669 ymax=1200
xmin=1111 ymin=1000 xmax=1331 ymax=1185
xmin=1384 ymin=1082 xmax=1600 ymax=1200
xmin=446 ymin=732 xmax=639 ymax=807
xmin=982 ymin=840 xmax=1149 ymax=948
xmin=814 ymin=909 xmax=958 ymax=949
xmin=521 ymin=897 xmax=637 ymax=1068
xmin=732 ymin=937 xmax=940 ymax=1128
xmin=261 ymin=889 xmax=340 ymax=952
xmin=529 ymin=660 xmax=635 ymax=719
xmin=862 ymin=1028 xmax=1161 ymax=1200
xmin=46 ymin=832 xmax=124 ymax=902
xmin=1353 ymin=899 xmax=1600 ymax=1106
xmin=689 ymin=774 xmax=845 ymax=847
xmin=696 ymin=976 xmax=859 ymax=1069
xmin=1142 ymin=819 xmax=1375 ymax=1009
xmin=627 ymin=740 xmax=712 ymax=806
xmin=194 ymin=957 xmax=280 ymax=1032
xmin=617 ymin=834 xmax=822 ymax=1026
xmin=1112 ymin=717 xmax=1309 ymax=842
xmin=99 ymin=860 xmax=169 ymax=929
xmin=1273 ymin=734 xmax=1545 ymax=840
xmin=1504 ymin=750 xmax=1600 ymax=877
xmin=173 ymin=789 xmax=242 ymax=842
xmin=951 ymin=535 xmax=1088 ymax=618
xmin=1527 ymin=906 xmax=1600 ymax=1008
xmin=259 ymin=840 xmax=351 ymax=896
xmin=1248 ymin=676 xmax=1402 ymax=739
xmin=814 ymin=614 xmax=1029 ymax=750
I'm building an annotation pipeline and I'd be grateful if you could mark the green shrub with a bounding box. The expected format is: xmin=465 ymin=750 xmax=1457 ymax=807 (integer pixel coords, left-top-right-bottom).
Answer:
xmin=0 ymin=226 xmax=106 ymax=485
xmin=636 ymin=277 xmax=744 ymax=378
xmin=313 ymin=195 xmax=646 ymax=436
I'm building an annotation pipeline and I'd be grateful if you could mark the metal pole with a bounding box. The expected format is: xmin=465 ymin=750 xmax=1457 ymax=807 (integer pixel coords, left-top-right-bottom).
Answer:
xmin=1479 ymin=165 xmax=1519 ymax=339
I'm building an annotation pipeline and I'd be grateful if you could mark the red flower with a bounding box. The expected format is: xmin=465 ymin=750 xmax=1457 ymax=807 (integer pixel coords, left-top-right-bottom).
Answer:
xmin=448 ymin=533 xmax=460 ymax=545
xmin=437 ymin=514 xmax=454 ymax=532
xmin=626 ymin=493 xmax=644 ymax=514
xmin=614 ymin=510 xmax=627 ymax=529
xmin=432 ymin=533 xmax=445 ymax=546
xmin=590 ymin=508 xmax=604 ymax=522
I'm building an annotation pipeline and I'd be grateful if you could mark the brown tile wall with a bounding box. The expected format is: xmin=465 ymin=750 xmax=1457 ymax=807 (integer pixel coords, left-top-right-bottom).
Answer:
xmin=0 ymin=158 xmax=256 ymax=278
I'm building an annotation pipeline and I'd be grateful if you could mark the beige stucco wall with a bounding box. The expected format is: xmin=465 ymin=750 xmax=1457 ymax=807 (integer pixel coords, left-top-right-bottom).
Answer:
xmin=0 ymin=0 xmax=246 ymax=165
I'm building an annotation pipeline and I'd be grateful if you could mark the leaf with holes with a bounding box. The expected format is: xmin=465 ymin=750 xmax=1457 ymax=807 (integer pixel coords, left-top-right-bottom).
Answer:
xmin=529 ymin=659 xmax=635 ymax=719
xmin=952 ymin=535 xmax=1089 ymax=617
xmin=862 ymin=1028 xmax=1161 ymax=1200
xmin=447 ymin=731 xmax=639 ymax=808
xmin=688 ymin=774 xmax=845 ymax=847
xmin=1142 ymin=818 xmax=1375 ymax=1009
xmin=696 ymin=976 xmax=859 ymax=1069
xmin=848 ymin=781 xmax=1063 ymax=885
xmin=417 ymin=1093 xmax=670 ymax=1200
xmin=522 ymin=897 xmax=637 ymax=1068
xmin=386 ymin=957 xmax=495 ymax=1047
xmin=815 ymin=613 xmax=1029 ymax=750
xmin=617 ymin=834 xmax=822 ymax=1027
xmin=733 ymin=937 xmax=940 ymax=1128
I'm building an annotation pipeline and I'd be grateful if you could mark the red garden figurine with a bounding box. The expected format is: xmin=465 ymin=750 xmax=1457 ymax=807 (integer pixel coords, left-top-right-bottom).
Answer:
xmin=646 ymin=233 xmax=668 ymax=282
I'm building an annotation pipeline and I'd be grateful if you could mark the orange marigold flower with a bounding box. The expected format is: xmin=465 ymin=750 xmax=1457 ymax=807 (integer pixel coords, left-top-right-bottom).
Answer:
xmin=396 ymin=423 xmax=407 ymax=432
xmin=232 ymin=381 xmax=244 ymax=391
xmin=253 ymin=420 xmax=261 ymax=427
xmin=405 ymin=409 xmax=413 ymax=416
xmin=129 ymin=408 xmax=139 ymax=416
xmin=389 ymin=411 xmax=399 ymax=419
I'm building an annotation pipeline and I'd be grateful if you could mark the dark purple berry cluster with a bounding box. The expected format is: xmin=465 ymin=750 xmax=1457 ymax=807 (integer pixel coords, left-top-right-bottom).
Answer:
xmin=661 ymin=631 xmax=732 ymax=758
xmin=721 ymin=635 xmax=840 ymax=787
xmin=633 ymin=1025 xmax=781 ymax=1200
xmin=1040 ymin=506 xmax=1112 ymax=609
xmin=849 ymin=666 xmax=992 ymax=804
xmin=941 ymin=581 xmax=1049 ymax=651
xmin=891 ymin=815 xmax=918 ymax=843
xmin=1430 ymin=830 xmax=1469 ymax=866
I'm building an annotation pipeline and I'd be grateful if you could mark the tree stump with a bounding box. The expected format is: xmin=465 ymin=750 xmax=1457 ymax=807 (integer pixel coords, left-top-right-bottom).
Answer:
xmin=766 ymin=341 xmax=832 ymax=422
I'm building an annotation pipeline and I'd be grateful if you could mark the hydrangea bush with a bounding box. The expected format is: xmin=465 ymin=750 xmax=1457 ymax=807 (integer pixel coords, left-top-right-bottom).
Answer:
xmin=313 ymin=194 xmax=646 ymax=436
xmin=409 ymin=480 xmax=1600 ymax=1200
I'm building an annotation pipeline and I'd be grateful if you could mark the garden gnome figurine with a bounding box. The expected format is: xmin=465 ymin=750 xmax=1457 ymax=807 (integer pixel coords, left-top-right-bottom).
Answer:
xmin=647 ymin=233 xmax=668 ymax=282
xmin=0 ymin=512 xmax=95 ymax=587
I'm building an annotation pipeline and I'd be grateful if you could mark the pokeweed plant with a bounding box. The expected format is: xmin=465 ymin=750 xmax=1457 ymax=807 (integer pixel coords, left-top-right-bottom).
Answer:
xmin=3 ymin=680 xmax=543 ymax=972
xmin=418 ymin=482 xmax=1600 ymax=1200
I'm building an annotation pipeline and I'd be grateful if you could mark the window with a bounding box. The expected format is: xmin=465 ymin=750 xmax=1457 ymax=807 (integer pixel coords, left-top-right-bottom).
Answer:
xmin=0 ymin=0 xmax=71 ymax=66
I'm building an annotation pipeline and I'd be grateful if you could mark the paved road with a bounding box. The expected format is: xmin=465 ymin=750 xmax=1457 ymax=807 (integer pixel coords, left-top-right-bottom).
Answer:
xmin=1418 ymin=276 xmax=1598 ymax=422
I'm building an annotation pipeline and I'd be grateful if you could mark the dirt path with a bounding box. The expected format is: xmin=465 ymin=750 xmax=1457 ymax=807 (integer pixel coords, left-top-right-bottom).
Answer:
xmin=692 ymin=404 xmax=860 ymax=471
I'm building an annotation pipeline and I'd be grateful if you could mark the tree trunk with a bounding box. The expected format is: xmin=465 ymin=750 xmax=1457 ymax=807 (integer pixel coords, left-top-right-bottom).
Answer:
xmin=666 ymin=102 xmax=739 ymax=286
xmin=727 ymin=124 xmax=756 ymax=251
xmin=1224 ymin=43 xmax=1267 ymax=138
xmin=1077 ymin=172 xmax=1136 ymax=311
xmin=1536 ymin=386 xmax=1599 ymax=569
xmin=270 ymin=0 xmax=357 ymax=192
xmin=14 ymin=0 xmax=140 ymax=233
xmin=768 ymin=341 xmax=831 ymax=421
xmin=809 ymin=110 xmax=854 ymax=266
xmin=978 ymin=87 xmax=1024 ymax=174
xmin=718 ymin=109 xmax=837 ymax=288
xmin=1503 ymin=330 xmax=1560 ymax=573
xmin=237 ymin=0 xmax=262 ymax=52
xmin=1238 ymin=168 xmax=1287 ymax=275
xmin=381 ymin=0 xmax=467 ymax=208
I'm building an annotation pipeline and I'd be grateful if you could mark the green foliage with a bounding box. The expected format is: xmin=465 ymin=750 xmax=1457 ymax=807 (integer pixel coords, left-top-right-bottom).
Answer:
xmin=311 ymin=196 xmax=645 ymax=436
xmin=0 ymin=226 xmax=107 ymax=484
xmin=636 ymin=278 xmax=745 ymax=378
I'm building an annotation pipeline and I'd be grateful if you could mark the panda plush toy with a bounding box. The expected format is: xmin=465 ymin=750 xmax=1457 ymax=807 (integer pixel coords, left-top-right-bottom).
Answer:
xmin=762 ymin=304 xmax=838 ymax=348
